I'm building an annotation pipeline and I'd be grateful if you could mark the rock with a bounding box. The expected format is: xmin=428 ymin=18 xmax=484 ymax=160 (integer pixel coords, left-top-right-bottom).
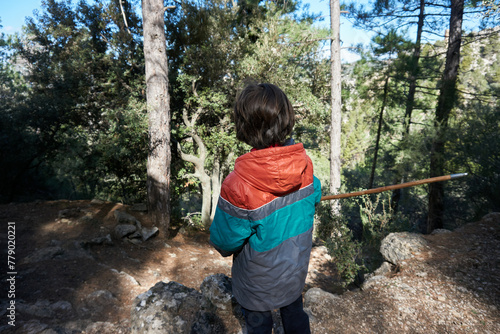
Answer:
xmin=362 ymin=261 xmax=393 ymax=290
xmin=90 ymin=199 xmax=106 ymax=205
xmin=114 ymin=224 xmax=137 ymax=239
xmin=130 ymin=281 xmax=223 ymax=334
xmin=481 ymin=212 xmax=500 ymax=223
xmin=373 ymin=261 xmax=393 ymax=276
xmin=58 ymin=208 xmax=81 ymax=219
xmin=83 ymin=290 xmax=117 ymax=315
xmin=127 ymin=238 xmax=144 ymax=245
xmin=18 ymin=300 xmax=53 ymax=318
xmin=141 ymin=226 xmax=159 ymax=241
xmin=303 ymin=288 xmax=341 ymax=324
xmin=83 ymin=234 xmax=113 ymax=246
xmin=200 ymin=274 xmax=234 ymax=312
xmin=84 ymin=321 xmax=121 ymax=334
xmin=200 ymin=274 xmax=245 ymax=332
xmin=379 ymin=232 xmax=428 ymax=265
xmin=110 ymin=269 xmax=141 ymax=286
xmin=19 ymin=240 xmax=92 ymax=264
xmin=128 ymin=231 xmax=143 ymax=240
xmin=78 ymin=214 xmax=98 ymax=225
xmin=50 ymin=301 xmax=75 ymax=318
xmin=21 ymin=246 xmax=64 ymax=264
xmin=17 ymin=319 xmax=50 ymax=334
xmin=114 ymin=210 xmax=139 ymax=225
xmin=17 ymin=300 xmax=74 ymax=319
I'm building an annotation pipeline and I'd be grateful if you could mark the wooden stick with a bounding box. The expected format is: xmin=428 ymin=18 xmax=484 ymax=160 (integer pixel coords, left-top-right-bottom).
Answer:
xmin=320 ymin=173 xmax=468 ymax=201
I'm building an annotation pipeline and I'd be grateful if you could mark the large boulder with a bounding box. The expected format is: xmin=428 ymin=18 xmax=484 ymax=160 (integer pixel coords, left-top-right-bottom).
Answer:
xmin=131 ymin=274 xmax=287 ymax=333
xmin=379 ymin=232 xmax=428 ymax=265
xmin=130 ymin=281 xmax=223 ymax=334
xmin=113 ymin=210 xmax=140 ymax=225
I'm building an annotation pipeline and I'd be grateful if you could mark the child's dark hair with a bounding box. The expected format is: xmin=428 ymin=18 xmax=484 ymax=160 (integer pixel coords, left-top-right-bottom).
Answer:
xmin=234 ymin=83 xmax=295 ymax=149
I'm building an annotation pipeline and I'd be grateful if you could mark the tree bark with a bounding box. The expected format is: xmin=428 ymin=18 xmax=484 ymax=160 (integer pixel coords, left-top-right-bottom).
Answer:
xmin=177 ymin=108 xmax=212 ymax=228
xmin=368 ymin=76 xmax=389 ymax=189
xmin=391 ymin=0 xmax=426 ymax=212
xmin=427 ymin=0 xmax=464 ymax=233
xmin=142 ymin=0 xmax=171 ymax=237
xmin=210 ymin=159 xmax=221 ymax=222
xmin=329 ymin=0 xmax=342 ymax=216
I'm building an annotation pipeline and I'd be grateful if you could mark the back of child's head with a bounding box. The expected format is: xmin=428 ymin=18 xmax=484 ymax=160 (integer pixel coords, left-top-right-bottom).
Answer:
xmin=234 ymin=83 xmax=295 ymax=149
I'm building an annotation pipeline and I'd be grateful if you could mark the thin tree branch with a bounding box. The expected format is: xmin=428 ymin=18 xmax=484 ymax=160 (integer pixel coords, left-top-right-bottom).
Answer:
xmin=119 ymin=0 xmax=131 ymax=35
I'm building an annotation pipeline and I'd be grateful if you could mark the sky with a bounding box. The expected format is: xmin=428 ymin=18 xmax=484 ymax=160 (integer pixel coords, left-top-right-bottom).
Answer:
xmin=0 ymin=0 xmax=372 ymax=62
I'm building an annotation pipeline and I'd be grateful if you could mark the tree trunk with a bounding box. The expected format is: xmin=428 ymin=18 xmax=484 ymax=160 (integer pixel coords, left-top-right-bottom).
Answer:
xmin=329 ymin=0 xmax=342 ymax=216
xmin=210 ymin=158 xmax=221 ymax=222
xmin=403 ymin=0 xmax=426 ymax=136
xmin=427 ymin=0 xmax=464 ymax=233
xmin=368 ymin=76 xmax=389 ymax=189
xmin=177 ymin=108 xmax=212 ymax=228
xmin=391 ymin=0 xmax=426 ymax=212
xmin=142 ymin=0 xmax=171 ymax=237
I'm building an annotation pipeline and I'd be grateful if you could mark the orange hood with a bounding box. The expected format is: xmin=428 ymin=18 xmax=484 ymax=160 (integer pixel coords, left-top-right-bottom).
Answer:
xmin=233 ymin=143 xmax=311 ymax=196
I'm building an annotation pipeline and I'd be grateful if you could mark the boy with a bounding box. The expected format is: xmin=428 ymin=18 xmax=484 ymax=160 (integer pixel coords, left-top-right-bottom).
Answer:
xmin=210 ymin=83 xmax=322 ymax=334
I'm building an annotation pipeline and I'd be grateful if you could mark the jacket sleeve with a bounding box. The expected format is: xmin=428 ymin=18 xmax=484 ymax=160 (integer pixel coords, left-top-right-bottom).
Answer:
xmin=313 ymin=175 xmax=322 ymax=204
xmin=209 ymin=199 xmax=253 ymax=257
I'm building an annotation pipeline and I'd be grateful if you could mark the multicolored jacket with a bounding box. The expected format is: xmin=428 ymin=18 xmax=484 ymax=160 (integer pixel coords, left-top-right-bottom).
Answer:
xmin=210 ymin=142 xmax=322 ymax=311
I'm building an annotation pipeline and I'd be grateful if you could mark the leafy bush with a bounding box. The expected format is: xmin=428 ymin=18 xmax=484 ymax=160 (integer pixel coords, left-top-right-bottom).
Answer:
xmin=316 ymin=202 xmax=364 ymax=287
xmin=319 ymin=192 xmax=413 ymax=287
xmin=358 ymin=193 xmax=412 ymax=248
xmin=324 ymin=213 xmax=364 ymax=287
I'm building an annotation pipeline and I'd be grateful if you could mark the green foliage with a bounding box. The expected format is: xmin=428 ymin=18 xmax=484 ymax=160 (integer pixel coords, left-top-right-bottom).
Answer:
xmin=320 ymin=208 xmax=364 ymax=287
xmin=2 ymin=0 xmax=498 ymax=239
xmin=166 ymin=0 xmax=332 ymax=225
xmin=358 ymin=193 xmax=412 ymax=247
xmin=0 ymin=0 xmax=146 ymax=203
xmin=238 ymin=1 xmax=330 ymax=145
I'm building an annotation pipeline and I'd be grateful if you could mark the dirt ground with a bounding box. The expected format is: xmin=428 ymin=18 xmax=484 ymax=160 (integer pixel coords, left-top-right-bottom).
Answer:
xmin=0 ymin=200 xmax=499 ymax=333
xmin=0 ymin=200 xmax=338 ymax=332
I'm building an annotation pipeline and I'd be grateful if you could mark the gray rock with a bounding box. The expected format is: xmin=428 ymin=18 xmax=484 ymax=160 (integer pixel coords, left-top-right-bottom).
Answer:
xmin=130 ymin=281 xmax=222 ymax=334
xmin=304 ymin=288 xmax=341 ymax=324
xmin=141 ymin=226 xmax=159 ymax=241
xmin=83 ymin=234 xmax=113 ymax=246
xmin=110 ymin=269 xmax=141 ymax=286
xmin=373 ymin=261 xmax=393 ymax=276
xmin=17 ymin=300 xmax=74 ymax=319
xmin=78 ymin=214 xmax=98 ymax=225
xmin=84 ymin=321 xmax=120 ymax=334
xmin=379 ymin=232 xmax=428 ymax=265
xmin=362 ymin=261 xmax=393 ymax=290
xmin=114 ymin=210 xmax=139 ymax=225
xmin=50 ymin=300 xmax=75 ymax=319
xmin=21 ymin=246 xmax=64 ymax=264
xmin=18 ymin=300 xmax=53 ymax=318
xmin=200 ymin=274 xmax=234 ymax=312
xmin=83 ymin=290 xmax=117 ymax=315
xmin=200 ymin=274 xmax=245 ymax=332
xmin=90 ymin=199 xmax=106 ymax=205
xmin=114 ymin=224 xmax=137 ymax=239
xmin=18 ymin=319 xmax=50 ymax=334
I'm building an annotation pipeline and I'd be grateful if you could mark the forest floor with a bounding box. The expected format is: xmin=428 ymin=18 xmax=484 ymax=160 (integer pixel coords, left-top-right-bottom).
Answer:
xmin=0 ymin=200 xmax=499 ymax=333
xmin=0 ymin=200 xmax=339 ymax=333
